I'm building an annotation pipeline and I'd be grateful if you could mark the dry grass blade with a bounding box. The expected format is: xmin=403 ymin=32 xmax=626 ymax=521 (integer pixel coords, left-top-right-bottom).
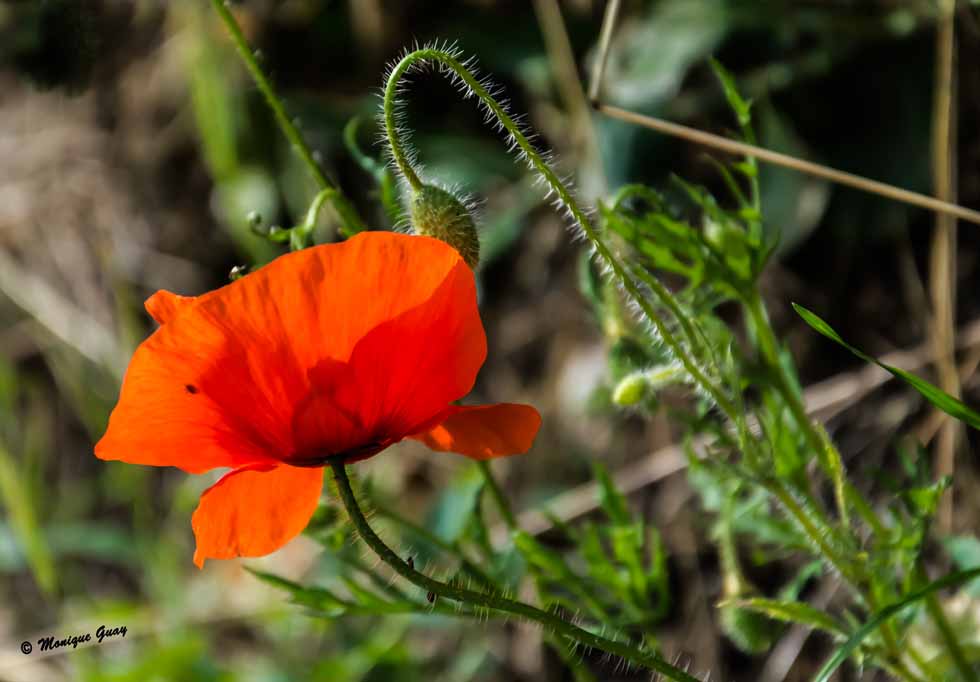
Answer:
xmin=595 ymin=103 xmax=980 ymax=227
xmin=0 ymin=249 xmax=122 ymax=377
xmin=587 ymin=0 xmax=621 ymax=103
xmin=930 ymin=0 xmax=960 ymax=533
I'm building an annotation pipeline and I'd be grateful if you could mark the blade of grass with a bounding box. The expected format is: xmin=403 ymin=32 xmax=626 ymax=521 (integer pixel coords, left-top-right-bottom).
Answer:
xmin=0 ymin=443 xmax=57 ymax=596
xmin=793 ymin=303 xmax=980 ymax=430
xmin=814 ymin=567 xmax=980 ymax=682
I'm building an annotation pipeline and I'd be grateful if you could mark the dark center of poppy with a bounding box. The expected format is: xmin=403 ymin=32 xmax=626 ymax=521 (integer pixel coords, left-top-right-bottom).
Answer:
xmin=288 ymin=441 xmax=387 ymax=468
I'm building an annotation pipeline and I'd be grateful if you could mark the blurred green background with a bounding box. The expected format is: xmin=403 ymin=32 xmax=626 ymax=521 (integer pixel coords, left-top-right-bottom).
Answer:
xmin=0 ymin=0 xmax=978 ymax=680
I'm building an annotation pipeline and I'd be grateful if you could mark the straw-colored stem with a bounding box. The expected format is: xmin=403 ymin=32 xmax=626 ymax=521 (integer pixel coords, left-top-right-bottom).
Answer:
xmin=595 ymin=103 xmax=980 ymax=227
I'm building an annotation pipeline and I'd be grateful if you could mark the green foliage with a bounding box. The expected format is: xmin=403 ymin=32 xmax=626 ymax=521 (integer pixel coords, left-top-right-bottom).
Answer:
xmin=589 ymin=59 xmax=980 ymax=681
xmin=5 ymin=1 xmax=976 ymax=678
xmin=513 ymin=463 xmax=671 ymax=629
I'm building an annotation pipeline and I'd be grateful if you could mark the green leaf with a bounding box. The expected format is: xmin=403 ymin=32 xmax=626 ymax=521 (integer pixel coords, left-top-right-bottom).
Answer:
xmin=246 ymin=568 xmax=352 ymax=614
xmin=708 ymin=57 xmax=752 ymax=129
xmin=512 ymin=530 xmax=573 ymax=578
xmin=814 ymin=567 xmax=980 ymax=682
xmin=730 ymin=597 xmax=846 ymax=637
xmin=793 ymin=303 xmax=980 ymax=430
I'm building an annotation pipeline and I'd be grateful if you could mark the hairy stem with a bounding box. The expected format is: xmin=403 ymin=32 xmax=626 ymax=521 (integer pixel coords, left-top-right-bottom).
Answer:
xmin=382 ymin=48 xmax=736 ymax=418
xmin=331 ymin=462 xmax=700 ymax=681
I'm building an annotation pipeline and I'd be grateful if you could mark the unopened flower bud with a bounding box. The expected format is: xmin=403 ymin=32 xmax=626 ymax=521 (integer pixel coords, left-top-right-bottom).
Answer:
xmin=611 ymin=363 xmax=685 ymax=407
xmin=612 ymin=372 xmax=647 ymax=407
xmin=411 ymin=184 xmax=480 ymax=269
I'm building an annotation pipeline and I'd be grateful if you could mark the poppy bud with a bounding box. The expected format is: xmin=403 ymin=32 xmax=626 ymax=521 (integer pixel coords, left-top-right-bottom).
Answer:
xmin=411 ymin=184 xmax=480 ymax=270
xmin=611 ymin=363 xmax=685 ymax=407
xmin=612 ymin=372 xmax=647 ymax=407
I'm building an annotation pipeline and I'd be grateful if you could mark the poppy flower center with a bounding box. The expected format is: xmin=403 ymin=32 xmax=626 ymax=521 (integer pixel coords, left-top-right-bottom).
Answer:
xmin=287 ymin=441 xmax=388 ymax=468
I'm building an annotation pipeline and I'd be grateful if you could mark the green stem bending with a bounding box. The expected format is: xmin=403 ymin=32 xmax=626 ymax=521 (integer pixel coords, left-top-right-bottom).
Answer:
xmin=382 ymin=48 xmax=735 ymax=418
xmin=330 ymin=463 xmax=700 ymax=682
xmin=210 ymin=0 xmax=365 ymax=234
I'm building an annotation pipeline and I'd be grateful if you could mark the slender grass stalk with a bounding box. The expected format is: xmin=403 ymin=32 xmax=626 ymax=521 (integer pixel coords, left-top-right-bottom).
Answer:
xmin=477 ymin=461 xmax=517 ymax=529
xmin=594 ymin=103 xmax=980 ymax=227
xmin=209 ymin=0 xmax=365 ymax=234
xmin=331 ymin=462 xmax=701 ymax=681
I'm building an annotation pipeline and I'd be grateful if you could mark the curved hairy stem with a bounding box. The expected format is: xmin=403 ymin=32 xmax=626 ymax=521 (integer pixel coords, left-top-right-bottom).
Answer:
xmin=382 ymin=48 xmax=736 ymax=418
xmin=331 ymin=462 xmax=701 ymax=681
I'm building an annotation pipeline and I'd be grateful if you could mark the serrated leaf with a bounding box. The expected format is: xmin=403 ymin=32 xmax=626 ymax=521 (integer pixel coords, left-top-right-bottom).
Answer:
xmin=793 ymin=303 xmax=980 ymax=430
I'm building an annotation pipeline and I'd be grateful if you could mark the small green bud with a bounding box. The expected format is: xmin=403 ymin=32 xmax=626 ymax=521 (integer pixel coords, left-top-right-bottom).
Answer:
xmin=612 ymin=363 xmax=685 ymax=407
xmin=411 ymin=184 xmax=480 ymax=269
xmin=612 ymin=372 xmax=648 ymax=407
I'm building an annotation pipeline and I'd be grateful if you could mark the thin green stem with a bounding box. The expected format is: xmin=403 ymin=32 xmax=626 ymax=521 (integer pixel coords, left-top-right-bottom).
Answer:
xmin=331 ymin=462 xmax=701 ymax=681
xmin=210 ymin=0 xmax=365 ymax=234
xmin=477 ymin=461 xmax=518 ymax=529
xmin=382 ymin=48 xmax=736 ymax=418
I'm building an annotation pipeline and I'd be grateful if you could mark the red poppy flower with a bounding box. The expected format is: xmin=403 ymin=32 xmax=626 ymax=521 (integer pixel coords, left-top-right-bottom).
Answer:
xmin=95 ymin=232 xmax=541 ymax=567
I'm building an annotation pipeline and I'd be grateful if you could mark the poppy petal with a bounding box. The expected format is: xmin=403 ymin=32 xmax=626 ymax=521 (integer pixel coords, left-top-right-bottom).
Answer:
xmin=98 ymin=232 xmax=479 ymax=472
xmin=191 ymin=463 xmax=323 ymax=568
xmin=145 ymin=290 xmax=197 ymax=324
xmin=94 ymin=336 xmax=281 ymax=473
xmin=328 ymin=261 xmax=486 ymax=441
xmin=410 ymin=403 xmax=541 ymax=459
